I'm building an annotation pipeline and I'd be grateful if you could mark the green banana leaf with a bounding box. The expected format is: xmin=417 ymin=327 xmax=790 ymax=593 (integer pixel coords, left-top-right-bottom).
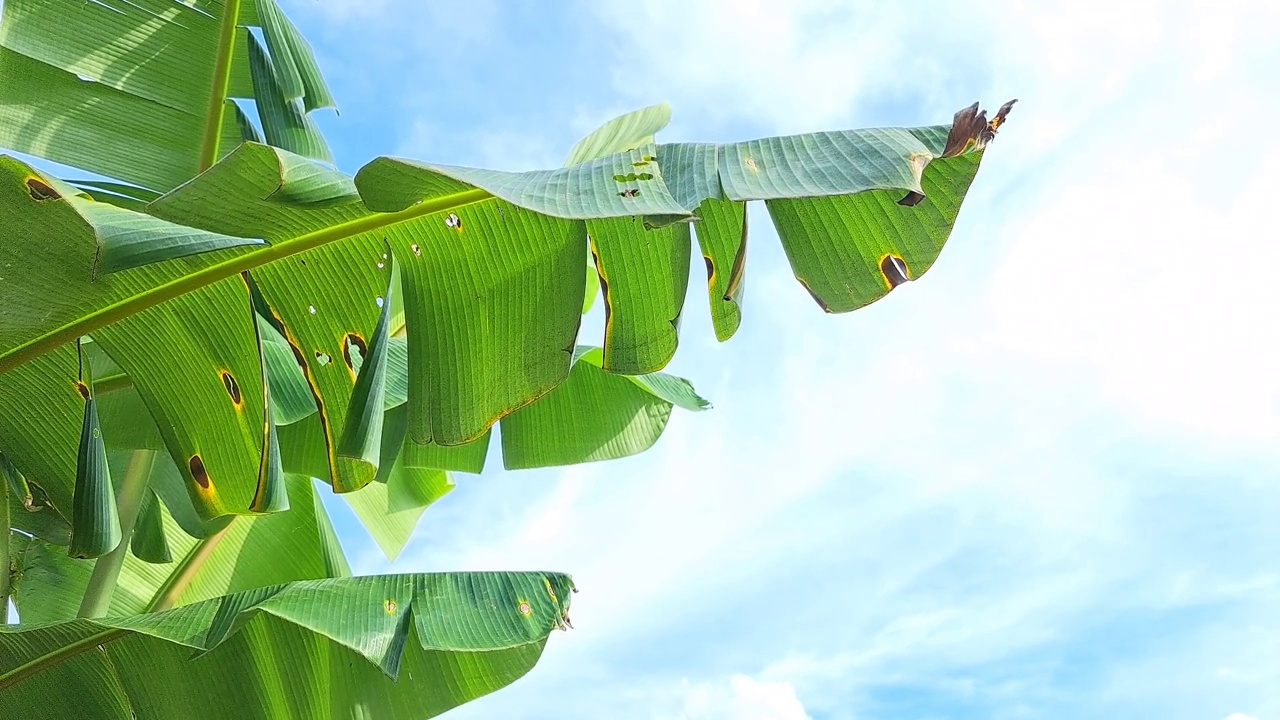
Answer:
xmin=0 ymin=572 xmax=575 ymax=719
xmin=8 ymin=472 xmax=345 ymax=623
xmin=0 ymin=0 xmax=332 ymax=191
xmin=0 ymin=102 xmax=1009 ymax=532
xmin=566 ymin=102 xmax=676 ymax=316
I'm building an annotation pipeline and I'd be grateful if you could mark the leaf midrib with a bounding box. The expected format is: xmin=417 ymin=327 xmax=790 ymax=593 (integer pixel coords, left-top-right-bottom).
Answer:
xmin=197 ymin=0 xmax=244 ymax=171
xmin=0 ymin=188 xmax=492 ymax=374
xmin=0 ymin=627 xmax=129 ymax=691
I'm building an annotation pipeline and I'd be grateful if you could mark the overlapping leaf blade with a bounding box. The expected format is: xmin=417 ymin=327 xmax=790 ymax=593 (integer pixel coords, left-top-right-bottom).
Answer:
xmin=10 ymin=472 xmax=344 ymax=623
xmin=0 ymin=0 xmax=333 ymax=191
xmin=0 ymin=572 xmax=575 ymax=719
xmin=500 ymin=347 xmax=709 ymax=469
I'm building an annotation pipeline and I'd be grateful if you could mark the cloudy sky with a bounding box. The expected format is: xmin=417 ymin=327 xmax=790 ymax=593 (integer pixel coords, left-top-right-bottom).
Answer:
xmin=283 ymin=1 xmax=1279 ymax=718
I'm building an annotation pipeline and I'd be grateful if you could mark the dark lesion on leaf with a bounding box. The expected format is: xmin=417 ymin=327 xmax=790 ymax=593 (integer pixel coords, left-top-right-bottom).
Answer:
xmin=189 ymin=454 xmax=210 ymax=489
xmin=897 ymin=190 xmax=926 ymax=207
xmin=25 ymin=177 xmax=61 ymax=201
xmin=880 ymin=254 xmax=910 ymax=288
xmin=74 ymin=381 xmax=90 ymax=400
xmin=220 ymin=371 xmax=242 ymax=405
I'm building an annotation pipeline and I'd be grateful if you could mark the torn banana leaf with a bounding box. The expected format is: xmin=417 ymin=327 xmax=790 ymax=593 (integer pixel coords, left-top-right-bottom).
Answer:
xmin=1 ymin=102 xmax=1009 ymax=510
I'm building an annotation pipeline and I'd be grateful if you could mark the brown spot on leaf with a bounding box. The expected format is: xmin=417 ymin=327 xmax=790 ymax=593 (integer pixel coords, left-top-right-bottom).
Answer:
xmin=74 ymin=381 xmax=90 ymax=400
xmin=189 ymin=454 xmax=210 ymax=489
xmin=26 ymin=177 xmax=60 ymax=201
xmin=618 ymin=188 xmax=640 ymax=199
xmin=897 ymin=191 xmax=926 ymax=207
xmin=880 ymin=254 xmax=910 ymax=288
xmin=703 ymin=255 xmax=716 ymax=285
xmin=220 ymin=371 xmax=242 ymax=405
xmin=342 ymin=333 xmax=367 ymax=371
xmin=384 ymin=599 xmax=397 ymax=613
xmin=942 ymin=99 xmax=1018 ymax=158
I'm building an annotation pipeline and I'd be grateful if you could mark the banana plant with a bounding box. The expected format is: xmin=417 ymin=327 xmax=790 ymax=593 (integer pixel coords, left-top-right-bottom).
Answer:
xmin=0 ymin=0 xmax=1015 ymax=716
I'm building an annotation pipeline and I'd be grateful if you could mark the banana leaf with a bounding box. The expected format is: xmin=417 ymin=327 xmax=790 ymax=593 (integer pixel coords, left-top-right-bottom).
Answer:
xmin=0 ymin=572 xmax=575 ymax=720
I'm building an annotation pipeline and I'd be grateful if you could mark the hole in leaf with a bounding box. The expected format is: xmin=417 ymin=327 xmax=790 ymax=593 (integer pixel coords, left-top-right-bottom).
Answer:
xmin=375 ymin=296 xmax=384 ymax=308
xmin=376 ymin=261 xmax=384 ymax=269
xmin=315 ymin=352 xmax=332 ymax=367
xmin=343 ymin=334 xmax=367 ymax=371
xmin=220 ymin=371 xmax=242 ymax=405
xmin=384 ymin=599 xmax=397 ymax=613
xmin=410 ymin=243 xmax=422 ymax=256
xmin=189 ymin=454 xmax=210 ymax=489
xmin=618 ymin=188 xmax=640 ymax=199
xmin=26 ymin=178 xmax=60 ymax=201
xmin=880 ymin=255 xmax=910 ymax=288
xmin=308 ymin=305 xmax=317 ymax=315
xmin=444 ymin=212 xmax=462 ymax=231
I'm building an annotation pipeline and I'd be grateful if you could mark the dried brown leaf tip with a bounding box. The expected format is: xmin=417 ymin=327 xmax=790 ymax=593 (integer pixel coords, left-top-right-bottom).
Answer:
xmin=942 ymin=99 xmax=1017 ymax=158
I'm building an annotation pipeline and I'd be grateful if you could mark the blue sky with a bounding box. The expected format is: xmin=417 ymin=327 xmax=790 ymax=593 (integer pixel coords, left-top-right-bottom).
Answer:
xmin=284 ymin=1 xmax=1280 ymax=718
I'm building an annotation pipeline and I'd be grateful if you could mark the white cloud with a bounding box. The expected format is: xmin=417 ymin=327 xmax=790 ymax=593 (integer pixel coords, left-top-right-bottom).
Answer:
xmin=664 ymin=675 xmax=811 ymax=720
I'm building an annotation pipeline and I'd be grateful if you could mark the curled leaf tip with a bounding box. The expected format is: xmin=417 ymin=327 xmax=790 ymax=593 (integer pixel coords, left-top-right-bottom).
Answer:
xmin=942 ymin=99 xmax=1018 ymax=158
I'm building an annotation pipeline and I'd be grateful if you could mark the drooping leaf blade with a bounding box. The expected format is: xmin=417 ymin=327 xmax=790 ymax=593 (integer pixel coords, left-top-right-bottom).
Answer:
xmin=0 ymin=572 xmax=575 ymax=719
xmin=334 ymin=249 xmax=395 ymax=491
xmin=129 ymin=487 xmax=172 ymax=564
xmin=67 ymin=378 xmax=120 ymax=559
xmin=500 ymin=347 xmax=709 ymax=469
